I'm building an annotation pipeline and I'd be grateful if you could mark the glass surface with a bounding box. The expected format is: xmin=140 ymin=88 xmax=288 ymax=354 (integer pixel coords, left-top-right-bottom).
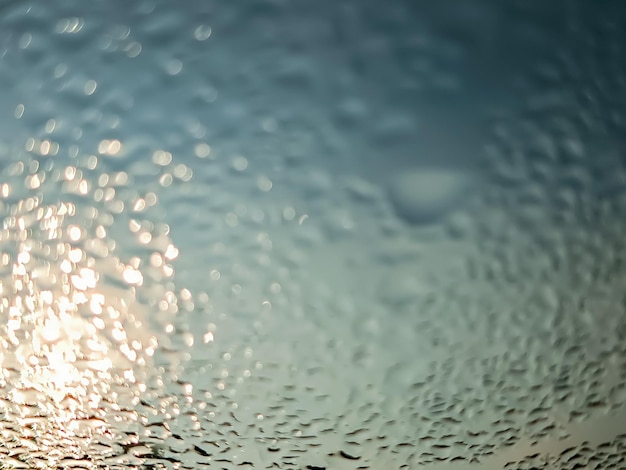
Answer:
xmin=1 ymin=0 xmax=625 ymax=468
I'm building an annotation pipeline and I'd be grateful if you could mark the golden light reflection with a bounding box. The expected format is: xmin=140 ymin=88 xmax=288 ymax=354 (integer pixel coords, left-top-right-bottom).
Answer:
xmin=0 ymin=181 xmax=181 ymax=465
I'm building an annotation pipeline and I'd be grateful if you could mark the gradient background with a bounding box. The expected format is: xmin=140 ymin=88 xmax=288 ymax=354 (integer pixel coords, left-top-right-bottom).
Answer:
xmin=1 ymin=0 xmax=626 ymax=468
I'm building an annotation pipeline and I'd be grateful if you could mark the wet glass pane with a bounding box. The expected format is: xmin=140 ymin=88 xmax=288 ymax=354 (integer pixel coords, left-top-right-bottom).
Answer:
xmin=1 ymin=0 xmax=625 ymax=468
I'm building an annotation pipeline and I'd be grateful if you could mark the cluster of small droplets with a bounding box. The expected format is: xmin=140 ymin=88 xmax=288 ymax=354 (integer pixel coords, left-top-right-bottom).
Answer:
xmin=0 ymin=139 xmax=195 ymax=466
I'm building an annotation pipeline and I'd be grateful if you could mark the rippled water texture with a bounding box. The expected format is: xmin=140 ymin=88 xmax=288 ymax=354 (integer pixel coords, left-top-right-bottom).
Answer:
xmin=1 ymin=0 xmax=626 ymax=468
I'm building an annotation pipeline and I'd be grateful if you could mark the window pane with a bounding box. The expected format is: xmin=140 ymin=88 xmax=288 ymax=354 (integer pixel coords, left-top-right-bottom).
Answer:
xmin=0 ymin=1 xmax=625 ymax=468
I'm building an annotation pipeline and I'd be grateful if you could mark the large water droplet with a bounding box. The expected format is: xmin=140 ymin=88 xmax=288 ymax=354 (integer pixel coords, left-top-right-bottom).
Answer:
xmin=387 ymin=166 xmax=477 ymax=224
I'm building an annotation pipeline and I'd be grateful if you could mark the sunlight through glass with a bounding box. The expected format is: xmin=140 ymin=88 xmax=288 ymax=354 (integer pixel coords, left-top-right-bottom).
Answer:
xmin=0 ymin=183 xmax=181 ymax=466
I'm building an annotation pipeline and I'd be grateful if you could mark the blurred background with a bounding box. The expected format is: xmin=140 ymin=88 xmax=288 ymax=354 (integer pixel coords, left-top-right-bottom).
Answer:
xmin=1 ymin=0 xmax=626 ymax=468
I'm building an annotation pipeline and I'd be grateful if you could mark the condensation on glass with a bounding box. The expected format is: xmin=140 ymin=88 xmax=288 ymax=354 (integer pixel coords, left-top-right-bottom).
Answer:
xmin=0 ymin=0 xmax=625 ymax=468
